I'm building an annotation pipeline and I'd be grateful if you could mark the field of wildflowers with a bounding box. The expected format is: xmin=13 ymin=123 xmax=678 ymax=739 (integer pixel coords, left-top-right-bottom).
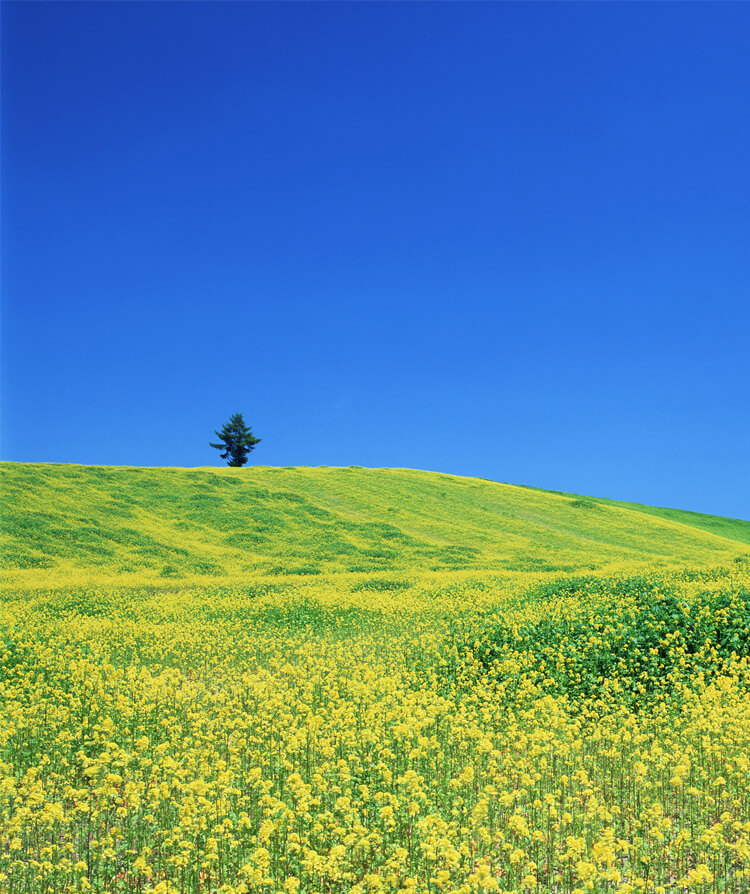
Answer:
xmin=1 ymin=464 xmax=749 ymax=893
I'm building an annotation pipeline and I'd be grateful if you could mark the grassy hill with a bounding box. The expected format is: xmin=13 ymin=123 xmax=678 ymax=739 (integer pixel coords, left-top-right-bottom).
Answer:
xmin=3 ymin=462 xmax=750 ymax=894
xmin=1 ymin=462 xmax=747 ymax=589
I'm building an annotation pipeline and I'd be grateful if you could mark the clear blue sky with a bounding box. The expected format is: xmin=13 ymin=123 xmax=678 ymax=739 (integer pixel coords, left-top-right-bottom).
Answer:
xmin=2 ymin=2 xmax=748 ymax=519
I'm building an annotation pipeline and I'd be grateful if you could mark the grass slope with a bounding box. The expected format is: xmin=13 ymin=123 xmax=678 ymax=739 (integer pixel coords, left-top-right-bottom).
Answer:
xmin=1 ymin=462 xmax=747 ymax=589
xmin=520 ymin=482 xmax=750 ymax=546
xmin=592 ymin=497 xmax=750 ymax=545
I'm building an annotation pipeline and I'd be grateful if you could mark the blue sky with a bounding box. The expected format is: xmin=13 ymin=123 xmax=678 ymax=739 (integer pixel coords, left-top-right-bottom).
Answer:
xmin=2 ymin=2 xmax=748 ymax=519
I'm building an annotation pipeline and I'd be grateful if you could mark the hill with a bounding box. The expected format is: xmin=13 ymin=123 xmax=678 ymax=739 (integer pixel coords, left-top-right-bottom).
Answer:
xmin=1 ymin=462 xmax=747 ymax=589
xmin=3 ymin=462 xmax=750 ymax=894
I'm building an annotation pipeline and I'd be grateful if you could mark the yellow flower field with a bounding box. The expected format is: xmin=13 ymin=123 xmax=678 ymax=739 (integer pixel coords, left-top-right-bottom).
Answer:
xmin=1 ymin=465 xmax=749 ymax=893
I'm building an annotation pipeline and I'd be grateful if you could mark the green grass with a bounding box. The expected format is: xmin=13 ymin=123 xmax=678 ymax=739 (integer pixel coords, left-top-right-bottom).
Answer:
xmin=1 ymin=462 xmax=747 ymax=589
xmin=518 ymin=481 xmax=750 ymax=545
xmin=592 ymin=497 xmax=750 ymax=544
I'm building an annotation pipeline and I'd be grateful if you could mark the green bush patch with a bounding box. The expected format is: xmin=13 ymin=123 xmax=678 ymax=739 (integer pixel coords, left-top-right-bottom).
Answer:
xmin=470 ymin=577 xmax=750 ymax=708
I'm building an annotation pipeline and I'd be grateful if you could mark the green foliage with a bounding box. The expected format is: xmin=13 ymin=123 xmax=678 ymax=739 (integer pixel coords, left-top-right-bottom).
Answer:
xmin=210 ymin=411 xmax=261 ymax=467
xmin=351 ymin=577 xmax=413 ymax=593
xmin=472 ymin=576 xmax=750 ymax=708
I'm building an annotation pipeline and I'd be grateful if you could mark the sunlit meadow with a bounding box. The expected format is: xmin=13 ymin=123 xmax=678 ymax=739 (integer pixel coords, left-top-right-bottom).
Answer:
xmin=2 ymin=463 xmax=750 ymax=894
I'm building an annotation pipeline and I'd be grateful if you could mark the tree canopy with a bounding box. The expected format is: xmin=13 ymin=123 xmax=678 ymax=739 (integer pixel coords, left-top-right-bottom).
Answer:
xmin=210 ymin=413 xmax=261 ymax=467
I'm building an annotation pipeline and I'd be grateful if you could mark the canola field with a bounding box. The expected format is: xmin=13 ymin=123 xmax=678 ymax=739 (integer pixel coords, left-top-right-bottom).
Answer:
xmin=2 ymin=463 xmax=750 ymax=894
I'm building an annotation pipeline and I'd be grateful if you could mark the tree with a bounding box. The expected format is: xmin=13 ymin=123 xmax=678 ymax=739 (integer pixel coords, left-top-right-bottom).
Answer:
xmin=210 ymin=413 xmax=261 ymax=467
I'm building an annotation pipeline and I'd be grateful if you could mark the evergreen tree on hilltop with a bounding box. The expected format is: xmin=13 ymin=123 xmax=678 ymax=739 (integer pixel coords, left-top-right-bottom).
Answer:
xmin=210 ymin=413 xmax=261 ymax=467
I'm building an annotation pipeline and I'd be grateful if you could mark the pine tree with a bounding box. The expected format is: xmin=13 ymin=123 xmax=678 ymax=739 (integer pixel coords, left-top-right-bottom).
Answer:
xmin=210 ymin=413 xmax=261 ymax=467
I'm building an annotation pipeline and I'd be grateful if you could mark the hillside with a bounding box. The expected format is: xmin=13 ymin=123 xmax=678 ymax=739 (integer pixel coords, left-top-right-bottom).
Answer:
xmin=1 ymin=462 xmax=747 ymax=589
xmin=520 ymin=483 xmax=750 ymax=545
xmin=3 ymin=462 xmax=750 ymax=894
